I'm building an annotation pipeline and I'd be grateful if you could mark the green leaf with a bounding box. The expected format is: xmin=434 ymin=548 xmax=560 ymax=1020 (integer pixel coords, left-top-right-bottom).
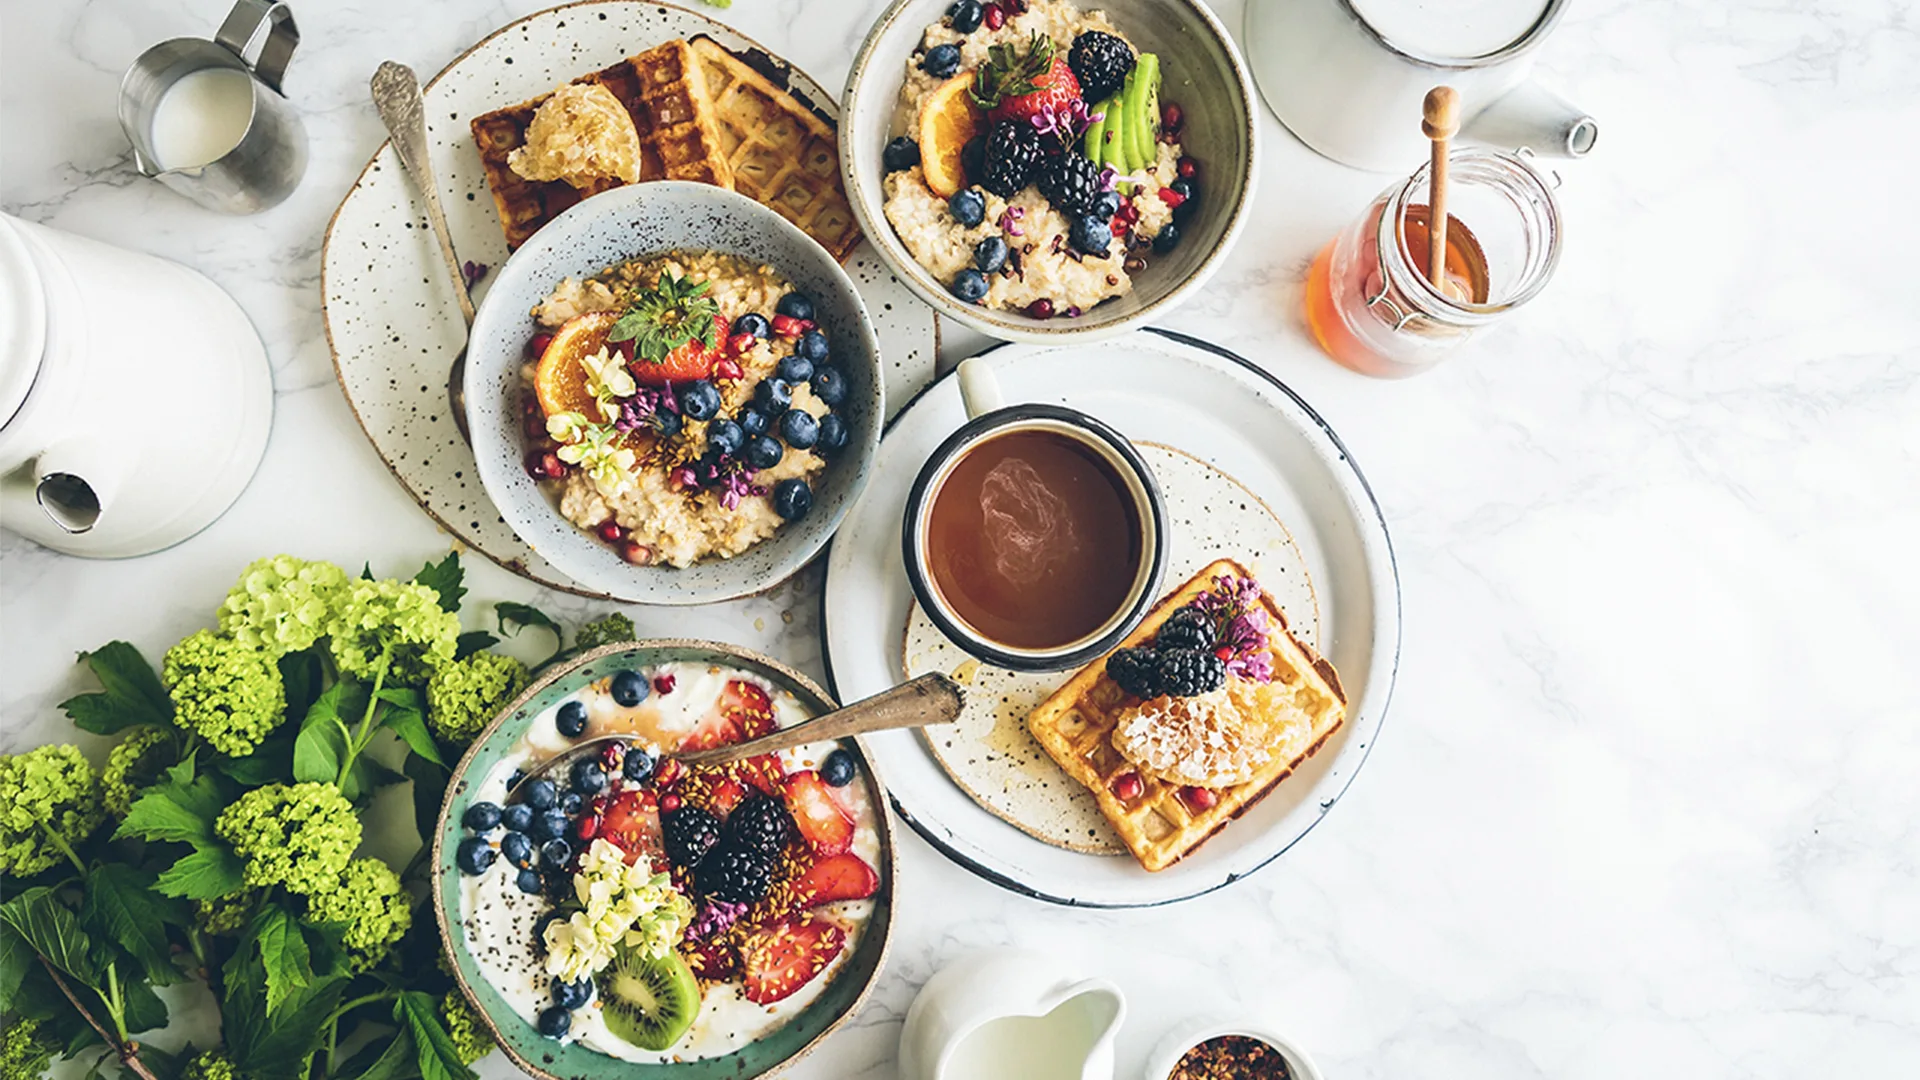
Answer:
xmin=153 ymin=845 xmax=247 ymax=899
xmin=0 ymin=887 xmax=100 ymax=985
xmin=251 ymin=906 xmax=312 ymax=1015
xmin=413 ymin=552 xmax=467 ymax=613
xmin=80 ymin=865 xmax=187 ymax=987
xmin=362 ymin=563 xmax=376 ymax=580
xmin=138 ymin=1045 xmax=187 ymax=1080
xmin=396 ymin=991 xmax=478 ymax=1080
xmin=0 ymin=920 xmax=32 ymax=1010
xmin=115 ymin=775 xmax=224 ymax=846
xmin=165 ymin=752 xmax=196 ymax=786
xmin=377 ymin=687 xmax=444 ymax=767
xmin=404 ymin=753 xmax=450 ymax=858
xmin=279 ymin=648 xmax=326 ymax=721
xmin=345 ymin=755 xmax=407 ymax=802
xmin=214 ymin=729 xmax=294 ymax=786
xmin=495 ymin=602 xmax=563 ymax=665
xmin=453 ymin=631 xmax=499 ymax=659
xmin=224 ymin=970 xmax=346 ymax=1080
xmin=336 ymin=1026 xmax=419 ymax=1080
xmin=293 ymin=681 xmax=363 ymax=785
xmin=120 ymin=976 xmax=168 ymax=1034
xmin=59 ymin=641 xmax=173 ymax=735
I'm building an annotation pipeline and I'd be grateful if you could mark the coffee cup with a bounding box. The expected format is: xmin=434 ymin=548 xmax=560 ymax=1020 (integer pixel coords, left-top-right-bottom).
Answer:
xmin=903 ymin=358 xmax=1168 ymax=672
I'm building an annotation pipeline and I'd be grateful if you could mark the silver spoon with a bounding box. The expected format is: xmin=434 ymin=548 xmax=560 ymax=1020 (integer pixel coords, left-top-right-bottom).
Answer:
xmin=370 ymin=60 xmax=476 ymax=442
xmin=508 ymin=674 xmax=965 ymax=801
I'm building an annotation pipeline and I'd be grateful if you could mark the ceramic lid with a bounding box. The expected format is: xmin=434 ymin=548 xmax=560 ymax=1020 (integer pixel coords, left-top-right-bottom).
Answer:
xmin=0 ymin=216 xmax=47 ymax=428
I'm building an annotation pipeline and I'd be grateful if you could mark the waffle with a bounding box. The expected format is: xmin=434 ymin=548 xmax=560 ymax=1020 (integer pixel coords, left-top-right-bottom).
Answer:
xmin=1027 ymin=559 xmax=1347 ymax=872
xmin=687 ymin=36 xmax=861 ymax=261
xmin=470 ymin=40 xmax=733 ymax=251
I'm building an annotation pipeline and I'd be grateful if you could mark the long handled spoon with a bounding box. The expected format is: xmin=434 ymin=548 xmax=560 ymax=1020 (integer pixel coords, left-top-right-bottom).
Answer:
xmin=508 ymin=674 xmax=965 ymax=800
xmin=1421 ymin=85 xmax=1461 ymax=296
xmin=370 ymin=61 xmax=476 ymax=441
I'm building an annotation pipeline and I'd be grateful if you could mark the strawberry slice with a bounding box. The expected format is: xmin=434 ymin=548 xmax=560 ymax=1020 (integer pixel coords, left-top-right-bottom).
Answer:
xmin=707 ymin=777 xmax=749 ymax=819
xmin=789 ymin=853 xmax=878 ymax=908
xmin=680 ymin=679 xmax=778 ymax=752
xmin=625 ymin=315 xmax=731 ymax=386
xmin=598 ymin=788 xmax=663 ymax=864
xmin=740 ymin=913 xmax=846 ymax=1005
xmin=782 ymin=770 xmax=854 ymax=856
xmin=683 ymin=939 xmax=740 ymax=982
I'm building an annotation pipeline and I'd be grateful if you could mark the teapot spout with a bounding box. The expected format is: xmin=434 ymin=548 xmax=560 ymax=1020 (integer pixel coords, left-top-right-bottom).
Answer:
xmin=33 ymin=438 xmax=121 ymax=534
xmin=1465 ymin=81 xmax=1597 ymax=159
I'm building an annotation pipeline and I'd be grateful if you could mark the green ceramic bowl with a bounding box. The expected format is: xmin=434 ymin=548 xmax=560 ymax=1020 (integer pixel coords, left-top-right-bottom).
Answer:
xmin=431 ymin=640 xmax=896 ymax=1079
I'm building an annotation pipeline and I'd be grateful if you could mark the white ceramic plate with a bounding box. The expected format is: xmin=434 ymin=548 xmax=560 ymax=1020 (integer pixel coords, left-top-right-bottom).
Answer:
xmin=322 ymin=0 xmax=938 ymax=598
xmin=821 ymin=329 xmax=1400 ymax=907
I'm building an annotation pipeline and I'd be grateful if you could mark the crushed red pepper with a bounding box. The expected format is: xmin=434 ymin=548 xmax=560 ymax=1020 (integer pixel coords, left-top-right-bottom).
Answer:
xmin=1169 ymin=1035 xmax=1292 ymax=1080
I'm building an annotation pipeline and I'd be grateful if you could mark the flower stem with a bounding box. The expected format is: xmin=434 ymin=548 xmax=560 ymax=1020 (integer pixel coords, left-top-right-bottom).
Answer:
xmin=336 ymin=645 xmax=395 ymax=786
xmin=37 ymin=820 xmax=87 ymax=875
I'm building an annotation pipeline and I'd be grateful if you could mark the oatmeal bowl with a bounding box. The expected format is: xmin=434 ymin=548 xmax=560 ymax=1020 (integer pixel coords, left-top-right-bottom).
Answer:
xmin=842 ymin=0 xmax=1258 ymax=342
xmin=465 ymin=182 xmax=883 ymax=604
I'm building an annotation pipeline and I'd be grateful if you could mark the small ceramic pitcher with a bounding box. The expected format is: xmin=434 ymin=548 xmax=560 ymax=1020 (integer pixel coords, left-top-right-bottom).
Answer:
xmin=900 ymin=948 xmax=1127 ymax=1080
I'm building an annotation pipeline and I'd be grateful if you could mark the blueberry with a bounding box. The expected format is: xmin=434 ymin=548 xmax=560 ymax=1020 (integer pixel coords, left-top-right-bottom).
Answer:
xmin=623 ymin=748 xmax=657 ymax=783
xmin=974 ymin=235 xmax=1009 ymax=274
xmin=775 ymin=292 xmax=815 ymax=322
xmin=795 ymin=328 xmax=831 ymax=364
xmin=677 ymin=380 xmax=721 ymax=422
xmin=777 ymin=353 xmax=815 ymax=384
xmin=554 ymin=701 xmax=587 ymax=738
xmin=536 ymin=1005 xmax=571 ymax=1038
xmin=738 ymin=407 xmax=771 ymax=437
xmin=569 ymin=759 xmax=607 ymax=796
xmin=559 ymin=791 xmax=583 ymax=816
xmin=948 ymin=0 xmax=984 ymax=32
xmin=811 ymin=367 xmax=848 ymax=408
xmin=552 ymin=978 xmax=593 ymax=1011
xmin=1069 ymin=215 xmax=1113 ymax=256
xmin=539 ymin=838 xmax=573 ymax=871
xmin=1168 ymin=178 xmax=1197 ymax=221
xmin=752 ymin=378 xmax=793 ymax=414
xmin=779 ymin=409 xmax=820 ymax=450
xmin=507 ymin=769 xmax=525 ymax=789
xmin=735 ymin=312 xmax=771 ymax=339
xmin=948 ymin=188 xmax=986 ymax=228
xmin=950 ymin=269 xmax=990 ymax=303
xmin=653 ymin=409 xmax=683 ymax=438
xmin=960 ymin=136 xmax=986 ymax=186
xmin=610 ymin=669 xmax=649 ymax=707
xmin=772 ymin=478 xmax=813 ymax=521
xmin=501 ymin=804 xmax=533 ymax=833
xmin=882 ymin=136 xmax=922 ymax=172
xmin=1091 ymin=189 xmax=1122 ymax=219
xmin=921 ymin=43 xmax=962 ymax=78
xmin=816 ymin=413 xmax=850 ymax=456
xmin=500 ymin=830 xmax=534 ymax=867
xmin=516 ymin=868 xmax=545 ymax=895
xmin=462 ymin=801 xmax=502 ymax=832
xmin=706 ymin=418 xmax=745 ymax=457
xmin=820 ymin=748 xmax=857 ymax=787
xmin=532 ymin=809 xmax=569 ymax=843
xmin=455 ymin=836 xmax=497 ymax=875
xmin=1152 ymin=222 xmax=1182 ymax=254
xmin=521 ymin=778 xmax=558 ymax=811
xmin=744 ymin=434 xmax=785 ymax=471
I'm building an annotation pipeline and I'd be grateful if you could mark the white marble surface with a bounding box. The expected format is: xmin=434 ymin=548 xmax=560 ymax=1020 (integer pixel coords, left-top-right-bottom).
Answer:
xmin=5 ymin=0 xmax=1919 ymax=1076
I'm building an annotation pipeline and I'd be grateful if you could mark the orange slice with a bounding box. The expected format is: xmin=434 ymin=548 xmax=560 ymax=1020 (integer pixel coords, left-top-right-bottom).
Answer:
xmin=533 ymin=310 xmax=619 ymax=419
xmin=918 ymin=73 xmax=981 ymax=199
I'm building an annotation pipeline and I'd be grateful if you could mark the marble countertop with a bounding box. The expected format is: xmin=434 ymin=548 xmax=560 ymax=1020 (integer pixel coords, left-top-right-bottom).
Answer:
xmin=5 ymin=0 xmax=1918 ymax=1075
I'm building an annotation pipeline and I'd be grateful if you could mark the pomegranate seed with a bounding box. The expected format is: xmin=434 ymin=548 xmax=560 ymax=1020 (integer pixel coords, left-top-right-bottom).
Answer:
xmin=600 ymin=742 xmax=626 ymax=770
xmin=984 ymin=3 xmax=1005 ymax=29
xmin=1181 ymin=786 xmax=1218 ymax=811
xmin=653 ymin=757 xmax=684 ymax=788
xmin=540 ymin=452 xmax=568 ymax=479
xmin=527 ymin=333 xmax=553 ymax=357
xmin=714 ymin=358 xmax=744 ymax=381
xmin=1110 ymin=215 xmax=1128 ymax=235
xmin=727 ymin=332 xmax=756 ymax=355
xmin=771 ymin=314 xmax=805 ymax=338
xmin=573 ymin=814 xmax=601 ymax=840
xmin=590 ymin=794 xmax=611 ymax=814
xmin=1156 ymin=186 xmax=1186 ymax=209
xmin=1002 ymin=0 xmax=1027 ymax=12
xmin=597 ymin=519 xmax=626 ymax=543
xmin=1110 ymin=772 xmax=1143 ymax=801
xmin=1026 ymin=298 xmax=1054 ymax=319
xmin=653 ymin=673 xmax=677 ymax=696
xmin=1214 ymin=646 xmax=1233 ymax=661
xmin=1162 ymin=103 xmax=1184 ymax=132
xmin=660 ymin=793 xmax=683 ymax=813
xmin=524 ymin=412 xmax=550 ymax=440
xmin=619 ymin=540 xmax=652 ymax=565
xmin=525 ymin=450 xmax=555 ymax=479
xmin=1177 ymin=158 xmax=1198 ymax=180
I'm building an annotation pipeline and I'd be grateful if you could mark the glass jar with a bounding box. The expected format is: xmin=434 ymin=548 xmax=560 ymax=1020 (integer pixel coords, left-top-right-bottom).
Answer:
xmin=1305 ymin=147 xmax=1562 ymax=377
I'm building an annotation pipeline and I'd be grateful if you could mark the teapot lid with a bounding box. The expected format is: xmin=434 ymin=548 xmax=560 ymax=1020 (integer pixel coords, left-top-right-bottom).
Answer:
xmin=0 ymin=216 xmax=47 ymax=429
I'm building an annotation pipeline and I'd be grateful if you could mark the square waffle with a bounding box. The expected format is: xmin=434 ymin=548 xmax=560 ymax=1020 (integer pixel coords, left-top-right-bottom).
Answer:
xmin=469 ymin=40 xmax=733 ymax=251
xmin=687 ymin=36 xmax=861 ymax=261
xmin=1027 ymin=559 xmax=1348 ymax=872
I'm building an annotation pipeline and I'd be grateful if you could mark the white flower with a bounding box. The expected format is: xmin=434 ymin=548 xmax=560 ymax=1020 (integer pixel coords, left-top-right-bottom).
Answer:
xmin=581 ymin=346 xmax=637 ymax=423
xmin=541 ymin=839 xmax=692 ymax=982
xmin=546 ymin=411 xmax=593 ymax=444
xmin=554 ymin=425 xmax=637 ymax=496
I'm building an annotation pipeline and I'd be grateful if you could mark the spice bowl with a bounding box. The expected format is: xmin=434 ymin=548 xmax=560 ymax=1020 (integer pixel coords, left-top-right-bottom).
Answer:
xmin=1144 ymin=1016 xmax=1324 ymax=1080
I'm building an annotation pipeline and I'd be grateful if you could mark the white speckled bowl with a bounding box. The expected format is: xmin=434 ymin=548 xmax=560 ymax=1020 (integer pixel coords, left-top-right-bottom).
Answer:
xmin=841 ymin=0 xmax=1259 ymax=343
xmin=465 ymin=182 xmax=883 ymax=604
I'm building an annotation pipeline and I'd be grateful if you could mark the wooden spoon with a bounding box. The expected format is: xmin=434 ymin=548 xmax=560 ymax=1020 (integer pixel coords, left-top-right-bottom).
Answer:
xmin=1421 ymin=86 xmax=1461 ymax=296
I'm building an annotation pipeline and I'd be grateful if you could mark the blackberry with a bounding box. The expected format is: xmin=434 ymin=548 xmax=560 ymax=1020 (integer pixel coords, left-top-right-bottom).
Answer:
xmin=981 ymin=121 xmax=1043 ymax=198
xmin=1155 ymin=606 xmax=1215 ymax=652
xmin=663 ymin=805 xmax=722 ymax=869
xmin=1106 ymin=647 xmax=1161 ymax=699
xmin=960 ymin=135 xmax=988 ymax=188
xmin=1155 ymin=647 xmax=1227 ymax=698
xmin=723 ymin=794 xmax=791 ymax=855
xmin=1068 ymin=32 xmax=1135 ymax=105
xmin=1037 ymin=152 xmax=1104 ymax=216
xmin=695 ymin=845 xmax=774 ymax=904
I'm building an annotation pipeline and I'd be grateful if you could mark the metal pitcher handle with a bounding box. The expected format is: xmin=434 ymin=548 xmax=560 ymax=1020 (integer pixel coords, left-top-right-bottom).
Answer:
xmin=215 ymin=0 xmax=299 ymax=94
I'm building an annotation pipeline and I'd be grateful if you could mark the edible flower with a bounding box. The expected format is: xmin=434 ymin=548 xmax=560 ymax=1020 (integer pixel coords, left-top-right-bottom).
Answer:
xmin=1030 ymin=98 xmax=1102 ymax=143
xmin=543 ymin=839 xmax=693 ymax=983
xmin=612 ymin=385 xmax=679 ymax=435
xmin=547 ymin=410 xmax=594 ymax=444
xmin=1193 ymin=574 xmax=1276 ymax=682
xmin=556 ymin=424 xmax=637 ymax=496
xmin=998 ymin=205 xmax=1026 ymax=237
xmin=581 ymin=345 xmax=637 ymax=422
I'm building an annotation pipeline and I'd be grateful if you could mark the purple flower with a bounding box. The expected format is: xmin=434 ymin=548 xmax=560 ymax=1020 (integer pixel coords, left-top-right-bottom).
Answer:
xmin=614 ymin=386 xmax=679 ymax=434
xmin=1097 ymin=165 xmax=1118 ymax=191
xmin=669 ymin=465 xmax=699 ymax=490
xmin=1195 ymin=576 xmax=1277 ymax=682
xmin=1227 ymin=650 xmax=1274 ymax=683
xmin=1222 ymin=609 xmax=1270 ymax=654
xmin=714 ymin=456 xmax=766 ymax=509
xmin=1029 ymin=99 xmax=1103 ymax=144
xmin=998 ymin=205 xmax=1026 ymax=237
xmin=686 ymin=900 xmax=748 ymax=942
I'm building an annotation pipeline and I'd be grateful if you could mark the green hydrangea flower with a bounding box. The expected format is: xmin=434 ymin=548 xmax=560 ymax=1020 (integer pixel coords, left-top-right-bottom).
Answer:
xmin=573 ymin=612 xmax=635 ymax=653
xmin=163 ymin=630 xmax=287 ymax=757
xmin=440 ymin=989 xmax=495 ymax=1065
xmin=215 ymin=782 xmax=361 ymax=896
xmin=194 ymin=889 xmax=257 ymax=936
xmin=328 ymin=578 xmax=460 ymax=684
xmin=181 ymin=1049 xmax=239 ymax=1080
xmin=426 ymin=652 xmax=528 ymax=745
xmin=218 ymin=555 xmax=351 ymax=656
xmin=100 ymin=726 xmax=175 ymax=818
xmin=0 ymin=1015 xmax=56 ymax=1080
xmin=0 ymin=744 xmax=104 ymax=877
xmin=300 ymin=857 xmax=411 ymax=971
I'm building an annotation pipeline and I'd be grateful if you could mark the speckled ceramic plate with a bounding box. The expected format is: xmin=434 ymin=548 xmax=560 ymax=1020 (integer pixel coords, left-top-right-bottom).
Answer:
xmin=902 ymin=442 xmax=1318 ymax=856
xmin=431 ymin=640 xmax=894 ymax=1079
xmin=821 ymin=329 xmax=1400 ymax=907
xmin=322 ymin=0 xmax=938 ymax=598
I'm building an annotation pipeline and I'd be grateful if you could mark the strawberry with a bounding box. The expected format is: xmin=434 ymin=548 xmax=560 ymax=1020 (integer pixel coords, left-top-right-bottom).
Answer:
xmin=599 ymin=788 xmax=664 ymax=864
xmin=789 ymin=853 xmax=878 ymax=908
xmin=626 ymin=314 xmax=730 ymax=386
xmin=740 ymin=913 xmax=846 ymax=1005
xmin=679 ymin=678 xmax=778 ymax=752
xmin=707 ymin=777 xmax=749 ymax=819
xmin=972 ymin=33 xmax=1082 ymax=126
xmin=683 ymin=939 xmax=740 ymax=982
xmin=782 ymin=770 xmax=855 ymax=856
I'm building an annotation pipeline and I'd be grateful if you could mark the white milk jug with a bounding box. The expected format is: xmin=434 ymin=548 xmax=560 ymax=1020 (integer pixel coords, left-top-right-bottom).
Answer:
xmin=0 ymin=214 xmax=272 ymax=557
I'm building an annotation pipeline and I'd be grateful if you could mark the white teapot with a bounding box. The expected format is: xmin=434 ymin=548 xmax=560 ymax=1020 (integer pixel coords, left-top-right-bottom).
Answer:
xmin=0 ymin=214 xmax=271 ymax=557
xmin=900 ymin=948 xmax=1127 ymax=1080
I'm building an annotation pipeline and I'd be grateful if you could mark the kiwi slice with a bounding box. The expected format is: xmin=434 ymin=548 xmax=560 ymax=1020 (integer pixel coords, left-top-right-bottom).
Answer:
xmin=1127 ymin=53 xmax=1161 ymax=173
xmin=597 ymin=949 xmax=701 ymax=1052
xmin=1084 ymin=100 xmax=1111 ymax=164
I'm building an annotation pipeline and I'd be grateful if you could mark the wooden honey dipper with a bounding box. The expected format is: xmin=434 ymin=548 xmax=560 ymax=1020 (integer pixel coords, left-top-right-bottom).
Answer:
xmin=1422 ymin=86 xmax=1461 ymax=297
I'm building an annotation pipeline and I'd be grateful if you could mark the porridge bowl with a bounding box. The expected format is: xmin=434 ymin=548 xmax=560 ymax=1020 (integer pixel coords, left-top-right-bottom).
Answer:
xmin=841 ymin=0 xmax=1258 ymax=343
xmin=466 ymin=182 xmax=883 ymax=604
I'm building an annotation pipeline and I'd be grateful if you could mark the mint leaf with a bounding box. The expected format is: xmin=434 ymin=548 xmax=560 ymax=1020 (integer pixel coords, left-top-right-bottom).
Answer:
xmin=413 ymin=552 xmax=467 ymax=613
xmin=454 ymin=630 xmax=499 ymax=659
xmin=397 ymin=991 xmax=478 ymax=1080
xmin=154 ymin=845 xmax=248 ymax=899
xmin=293 ymin=681 xmax=363 ymax=786
xmin=495 ymin=602 xmax=563 ymax=665
xmin=378 ymin=687 xmax=443 ymax=767
xmin=81 ymin=865 xmax=187 ymax=987
xmin=59 ymin=641 xmax=172 ymax=735
xmin=0 ymin=887 xmax=100 ymax=986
